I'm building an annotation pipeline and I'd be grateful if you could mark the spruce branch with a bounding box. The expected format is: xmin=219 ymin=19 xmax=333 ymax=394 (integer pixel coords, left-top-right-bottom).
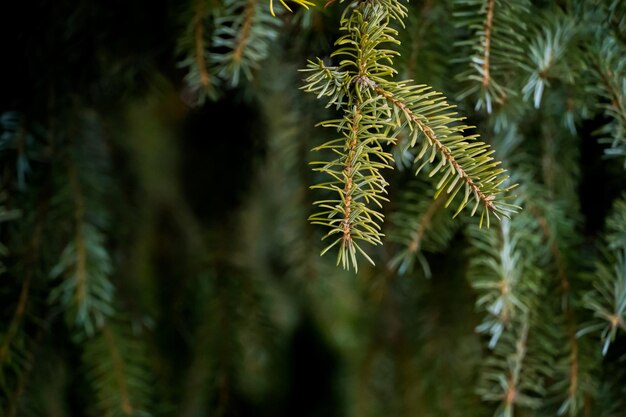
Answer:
xmin=454 ymin=0 xmax=530 ymax=113
xmin=468 ymin=216 xmax=532 ymax=348
xmin=586 ymin=35 xmax=626 ymax=166
xmin=522 ymin=13 xmax=577 ymax=109
xmin=49 ymin=163 xmax=115 ymax=337
xmin=194 ymin=0 xmax=212 ymax=90
xmin=375 ymin=83 xmax=518 ymax=226
xmin=478 ymin=317 xmax=549 ymax=417
xmin=388 ymin=179 xmax=457 ymax=276
xmin=48 ymin=116 xmax=116 ymax=338
xmin=83 ymin=322 xmax=153 ymax=417
xmin=579 ymin=195 xmax=626 ymax=355
xmin=177 ymin=0 xmax=218 ymax=103
xmin=211 ymin=0 xmax=281 ymax=86
xmin=579 ymin=248 xmax=626 ymax=355
xmin=303 ymin=0 xmax=516 ymax=270
xmin=0 ymin=112 xmax=44 ymax=191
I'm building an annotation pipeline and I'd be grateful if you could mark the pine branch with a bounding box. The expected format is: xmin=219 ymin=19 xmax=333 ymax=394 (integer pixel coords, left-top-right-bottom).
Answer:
xmin=579 ymin=194 xmax=626 ymax=355
xmin=0 ymin=112 xmax=44 ymax=191
xmin=177 ymin=0 xmax=218 ymax=104
xmin=194 ymin=0 xmax=212 ymax=90
xmin=303 ymin=0 xmax=517 ymax=270
xmin=388 ymin=179 xmax=457 ymax=276
xmin=454 ymin=0 xmax=530 ymax=113
xmin=375 ymin=83 xmax=517 ymax=226
xmin=586 ymin=35 xmax=626 ymax=167
xmin=521 ymin=12 xmax=577 ymax=109
xmin=477 ymin=319 xmax=545 ymax=417
xmin=211 ymin=0 xmax=281 ymax=86
xmin=83 ymin=322 xmax=153 ymax=417
xmin=49 ymin=167 xmax=115 ymax=337
xmin=467 ymin=212 xmax=541 ymax=348
xmin=48 ymin=116 xmax=116 ymax=338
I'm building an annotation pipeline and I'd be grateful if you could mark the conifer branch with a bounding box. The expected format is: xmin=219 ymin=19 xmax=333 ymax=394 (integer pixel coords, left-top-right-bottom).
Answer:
xmin=478 ymin=318 xmax=544 ymax=417
xmin=83 ymin=322 xmax=153 ymax=417
xmin=212 ymin=0 xmax=281 ymax=86
xmin=522 ymin=14 xmax=576 ymax=109
xmin=579 ymin=195 xmax=626 ymax=355
xmin=303 ymin=0 xmax=516 ymax=270
xmin=101 ymin=326 xmax=133 ymax=415
xmin=587 ymin=36 xmax=626 ymax=166
xmin=481 ymin=0 xmax=495 ymax=88
xmin=406 ymin=192 xmax=445 ymax=255
xmin=49 ymin=162 xmax=115 ymax=337
xmin=232 ymin=0 xmax=256 ymax=62
xmin=177 ymin=0 xmax=217 ymax=103
xmin=0 ymin=250 xmax=35 ymax=367
xmin=454 ymin=0 xmax=530 ymax=112
xmin=388 ymin=180 xmax=457 ymax=276
xmin=375 ymin=84 xmax=516 ymax=226
xmin=194 ymin=0 xmax=211 ymax=89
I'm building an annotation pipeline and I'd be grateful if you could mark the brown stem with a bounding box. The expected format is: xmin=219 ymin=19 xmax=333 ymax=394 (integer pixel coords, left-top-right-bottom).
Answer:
xmin=102 ymin=326 xmax=134 ymax=415
xmin=482 ymin=0 xmax=495 ymax=87
xmin=593 ymin=60 xmax=626 ymax=126
xmin=505 ymin=320 xmax=529 ymax=407
xmin=233 ymin=0 xmax=256 ymax=62
xmin=407 ymin=193 xmax=445 ymax=253
xmin=194 ymin=0 xmax=211 ymax=88
xmin=0 ymin=206 xmax=46 ymax=365
xmin=342 ymin=106 xmax=361 ymax=244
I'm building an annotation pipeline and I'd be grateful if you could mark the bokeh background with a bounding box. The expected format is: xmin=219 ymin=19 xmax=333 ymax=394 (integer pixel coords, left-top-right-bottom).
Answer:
xmin=1 ymin=0 xmax=626 ymax=416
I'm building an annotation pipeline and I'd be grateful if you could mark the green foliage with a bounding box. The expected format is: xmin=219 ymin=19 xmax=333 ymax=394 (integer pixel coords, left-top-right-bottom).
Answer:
xmin=82 ymin=322 xmax=153 ymax=417
xmin=388 ymin=178 xmax=458 ymax=277
xmin=585 ymin=35 xmax=626 ymax=166
xmin=49 ymin=223 xmax=115 ymax=337
xmin=521 ymin=12 xmax=577 ymax=109
xmin=579 ymin=195 xmax=626 ymax=355
xmin=178 ymin=0 xmax=284 ymax=103
xmin=303 ymin=0 xmax=516 ymax=271
xmin=467 ymin=212 xmax=542 ymax=348
xmin=3 ymin=0 xmax=626 ymax=415
xmin=0 ymin=112 xmax=44 ymax=191
xmin=212 ymin=0 xmax=281 ymax=86
xmin=454 ymin=0 xmax=530 ymax=113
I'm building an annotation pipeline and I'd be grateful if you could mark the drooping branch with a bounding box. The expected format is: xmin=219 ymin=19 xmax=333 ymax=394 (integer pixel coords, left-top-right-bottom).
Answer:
xmin=481 ymin=0 xmax=495 ymax=88
xmin=194 ymin=0 xmax=211 ymax=88
xmin=377 ymin=87 xmax=494 ymax=208
xmin=232 ymin=0 xmax=256 ymax=62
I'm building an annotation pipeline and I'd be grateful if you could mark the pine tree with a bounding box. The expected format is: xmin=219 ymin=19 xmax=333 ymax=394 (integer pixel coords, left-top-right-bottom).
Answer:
xmin=1 ymin=0 xmax=626 ymax=416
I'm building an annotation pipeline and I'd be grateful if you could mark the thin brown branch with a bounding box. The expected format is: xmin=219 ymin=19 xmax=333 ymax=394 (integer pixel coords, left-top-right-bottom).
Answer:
xmin=528 ymin=205 xmax=569 ymax=290
xmin=482 ymin=0 xmax=495 ymax=87
xmin=102 ymin=326 xmax=134 ymax=415
xmin=68 ymin=163 xmax=88 ymax=307
xmin=342 ymin=106 xmax=361 ymax=244
xmin=407 ymin=193 xmax=445 ymax=253
xmin=0 ymin=206 xmax=46 ymax=365
xmin=375 ymin=86 xmax=495 ymax=212
xmin=527 ymin=204 xmax=582 ymax=406
xmin=194 ymin=0 xmax=211 ymax=88
xmin=233 ymin=0 xmax=256 ymax=62
xmin=593 ymin=59 xmax=626 ymax=126
xmin=505 ymin=320 xmax=529 ymax=406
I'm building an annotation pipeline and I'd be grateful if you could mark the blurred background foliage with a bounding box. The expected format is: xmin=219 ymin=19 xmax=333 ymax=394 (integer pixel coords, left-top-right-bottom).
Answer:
xmin=1 ymin=0 xmax=626 ymax=416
